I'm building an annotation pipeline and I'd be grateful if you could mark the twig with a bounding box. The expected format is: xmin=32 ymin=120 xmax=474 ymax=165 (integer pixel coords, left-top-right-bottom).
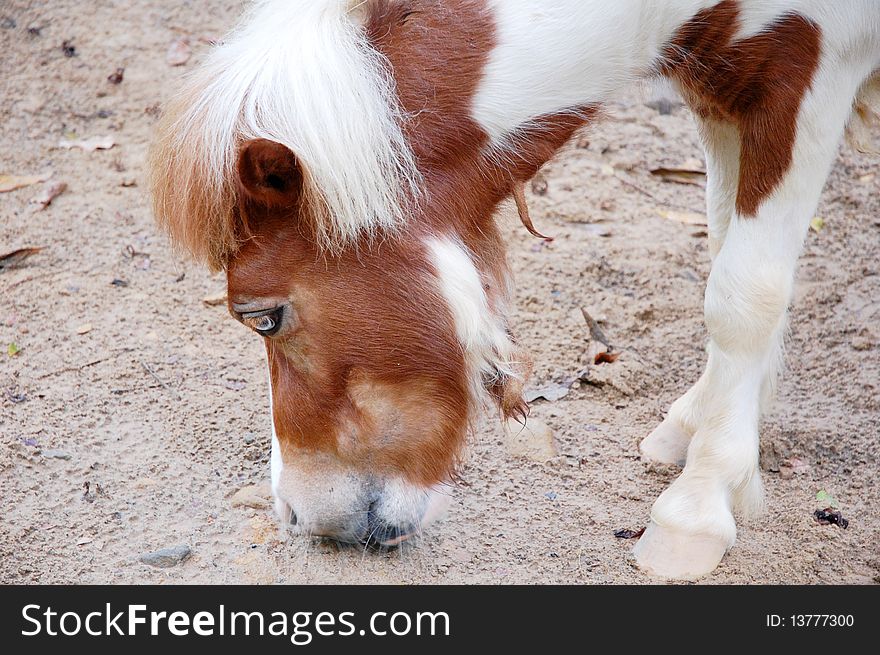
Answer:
xmin=580 ymin=307 xmax=613 ymax=350
xmin=37 ymin=348 xmax=134 ymax=379
xmin=110 ymin=383 xmax=163 ymax=395
xmin=5 ymin=262 xmax=103 ymax=292
xmin=4 ymin=270 xmax=57 ymax=291
xmin=139 ymin=360 xmax=181 ymax=400
xmin=0 ymin=247 xmax=44 ymax=270
xmin=613 ymin=174 xmax=660 ymax=202
xmin=613 ymin=173 xmax=704 ymax=214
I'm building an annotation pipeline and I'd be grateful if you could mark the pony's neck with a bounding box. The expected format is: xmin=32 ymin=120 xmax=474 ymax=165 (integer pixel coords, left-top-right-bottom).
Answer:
xmin=472 ymin=0 xmax=713 ymax=143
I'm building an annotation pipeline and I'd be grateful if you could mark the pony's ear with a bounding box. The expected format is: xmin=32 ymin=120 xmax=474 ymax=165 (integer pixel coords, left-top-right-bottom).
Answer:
xmin=237 ymin=138 xmax=303 ymax=207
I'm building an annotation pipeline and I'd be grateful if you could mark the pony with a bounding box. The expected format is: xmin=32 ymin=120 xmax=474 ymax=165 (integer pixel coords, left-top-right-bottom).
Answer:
xmin=149 ymin=0 xmax=880 ymax=578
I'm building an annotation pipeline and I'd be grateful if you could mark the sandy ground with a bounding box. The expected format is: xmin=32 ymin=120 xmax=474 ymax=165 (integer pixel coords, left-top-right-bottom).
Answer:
xmin=1 ymin=0 xmax=878 ymax=585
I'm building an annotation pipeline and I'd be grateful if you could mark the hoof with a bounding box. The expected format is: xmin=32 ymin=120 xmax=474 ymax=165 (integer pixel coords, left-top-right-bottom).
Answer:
xmin=633 ymin=521 xmax=728 ymax=580
xmin=640 ymin=419 xmax=690 ymax=465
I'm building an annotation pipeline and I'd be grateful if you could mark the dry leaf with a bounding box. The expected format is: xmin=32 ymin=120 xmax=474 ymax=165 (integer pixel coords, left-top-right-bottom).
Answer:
xmin=31 ymin=181 xmax=67 ymax=210
xmin=594 ymin=351 xmax=620 ymax=365
xmin=810 ymin=216 xmax=825 ymax=233
xmin=779 ymin=456 xmax=812 ymax=479
xmin=107 ymin=67 xmax=124 ymax=84
xmin=58 ymin=136 xmax=115 ymax=152
xmin=580 ymin=307 xmax=612 ymax=349
xmin=202 ymin=290 xmax=228 ymax=307
xmin=814 ymin=508 xmax=849 ymax=529
xmin=0 ymin=247 xmax=43 ymax=270
xmin=613 ymin=527 xmax=646 ymax=540
xmin=787 ymin=457 xmax=811 ymax=474
xmin=0 ymin=173 xmax=50 ymax=192
xmin=657 ymin=209 xmax=708 ymax=226
xmin=166 ymin=37 xmax=192 ymax=66
xmin=650 ymin=167 xmax=706 ymax=186
xmin=859 ymin=173 xmax=875 ymax=184
xmin=816 ymin=489 xmax=839 ymax=509
xmin=524 ymin=383 xmax=571 ymax=403
xmin=76 ymin=323 xmax=93 ymax=335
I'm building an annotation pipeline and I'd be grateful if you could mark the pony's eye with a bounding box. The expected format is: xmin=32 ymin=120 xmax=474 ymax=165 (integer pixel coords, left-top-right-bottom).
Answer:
xmin=241 ymin=307 xmax=284 ymax=336
xmin=254 ymin=314 xmax=276 ymax=332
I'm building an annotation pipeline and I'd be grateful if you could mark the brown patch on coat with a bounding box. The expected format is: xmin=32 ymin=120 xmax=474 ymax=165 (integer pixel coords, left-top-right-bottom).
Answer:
xmin=661 ymin=0 xmax=822 ymax=216
xmin=364 ymin=0 xmax=596 ymax=418
xmin=365 ymin=0 xmax=596 ymax=244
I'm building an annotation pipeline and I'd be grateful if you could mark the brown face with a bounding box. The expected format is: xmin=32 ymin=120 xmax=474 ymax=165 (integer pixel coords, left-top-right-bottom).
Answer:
xmin=227 ymin=139 xmax=482 ymax=545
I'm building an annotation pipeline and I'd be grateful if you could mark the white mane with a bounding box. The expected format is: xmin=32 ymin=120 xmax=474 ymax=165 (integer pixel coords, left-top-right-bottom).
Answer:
xmin=157 ymin=0 xmax=420 ymax=262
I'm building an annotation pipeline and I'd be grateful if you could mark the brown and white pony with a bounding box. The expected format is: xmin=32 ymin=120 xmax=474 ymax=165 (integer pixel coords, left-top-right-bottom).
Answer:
xmin=149 ymin=0 xmax=880 ymax=578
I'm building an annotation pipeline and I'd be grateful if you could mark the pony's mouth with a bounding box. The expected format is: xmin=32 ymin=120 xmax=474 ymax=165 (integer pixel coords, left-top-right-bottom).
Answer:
xmin=368 ymin=484 xmax=452 ymax=548
xmin=373 ymin=532 xmax=413 ymax=548
xmin=280 ymin=483 xmax=452 ymax=548
xmin=363 ymin=501 xmax=416 ymax=548
xmin=286 ymin=518 xmax=416 ymax=549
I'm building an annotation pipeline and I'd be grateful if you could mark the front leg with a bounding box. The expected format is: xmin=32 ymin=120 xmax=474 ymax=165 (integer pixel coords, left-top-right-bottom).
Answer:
xmin=635 ymin=68 xmax=861 ymax=577
xmin=635 ymin=215 xmax=788 ymax=577
xmin=640 ymin=116 xmax=740 ymax=465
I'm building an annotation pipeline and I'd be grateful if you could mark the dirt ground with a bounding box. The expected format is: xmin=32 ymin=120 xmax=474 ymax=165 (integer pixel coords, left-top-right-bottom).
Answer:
xmin=2 ymin=0 xmax=878 ymax=585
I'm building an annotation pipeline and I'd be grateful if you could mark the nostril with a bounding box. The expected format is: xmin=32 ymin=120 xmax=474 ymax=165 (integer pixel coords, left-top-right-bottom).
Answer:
xmin=364 ymin=501 xmax=406 ymax=547
xmin=289 ymin=509 xmax=297 ymax=526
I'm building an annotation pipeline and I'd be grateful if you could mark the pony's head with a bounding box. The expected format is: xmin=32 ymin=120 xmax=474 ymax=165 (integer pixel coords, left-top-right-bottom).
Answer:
xmin=149 ymin=0 xmax=591 ymax=545
xmin=224 ymin=140 xmax=527 ymax=545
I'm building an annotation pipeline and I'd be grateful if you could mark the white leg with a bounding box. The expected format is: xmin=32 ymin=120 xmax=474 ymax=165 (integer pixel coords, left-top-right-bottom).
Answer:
xmin=640 ymin=117 xmax=740 ymax=465
xmin=701 ymin=116 xmax=741 ymax=260
xmin=635 ymin=70 xmax=864 ymax=578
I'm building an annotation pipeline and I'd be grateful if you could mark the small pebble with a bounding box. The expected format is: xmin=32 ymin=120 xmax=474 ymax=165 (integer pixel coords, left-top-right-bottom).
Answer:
xmin=42 ymin=449 xmax=72 ymax=460
xmin=166 ymin=37 xmax=192 ymax=66
xmin=139 ymin=544 xmax=192 ymax=568
xmin=231 ymin=483 xmax=272 ymax=509
xmin=202 ymin=290 xmax=227 ymax=306
xmin=504 ymin=417 xmax=558 ymax=463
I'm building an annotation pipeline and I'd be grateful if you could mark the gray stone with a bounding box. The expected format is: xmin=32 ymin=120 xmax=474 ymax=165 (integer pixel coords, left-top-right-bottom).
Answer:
xmin=42 ymin=449 xmax=72 ymax=460
xmin=139 ymin=544 xmax=192 ymax=568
